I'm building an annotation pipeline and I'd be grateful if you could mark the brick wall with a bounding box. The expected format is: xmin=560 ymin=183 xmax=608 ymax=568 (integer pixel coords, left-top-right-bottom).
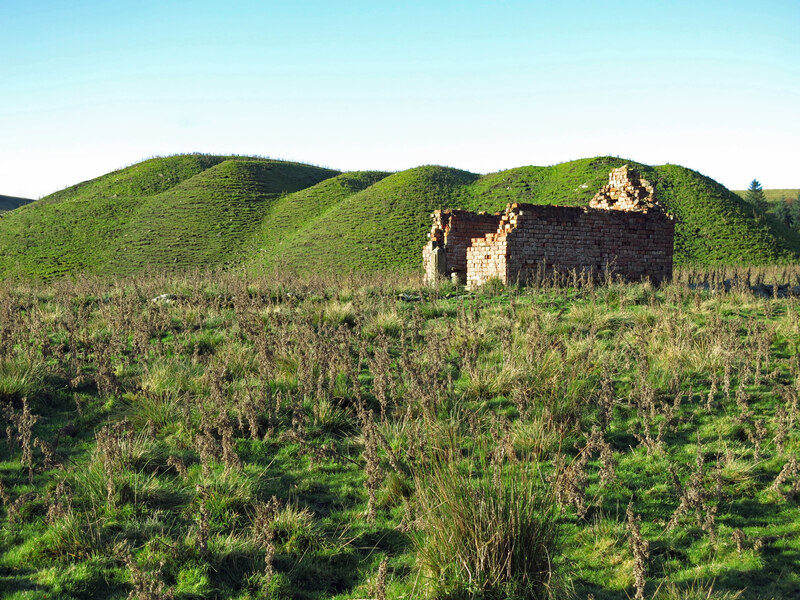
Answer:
xmin=422 ymin=209 xmax=501 ymax=283
xmin=465 ymin=203 xmax=674 ymax=288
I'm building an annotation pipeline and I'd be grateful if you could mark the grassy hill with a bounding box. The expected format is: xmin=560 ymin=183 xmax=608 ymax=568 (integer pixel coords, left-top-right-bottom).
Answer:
xmin=257 ymin=166 xmax=478 ymax=273
xmin=257 ymin=156 xmax=800 ymax=272
xmin=0 ymin=194 xmax=32 ymax=212
xmin=1 ymin=154 xmax=798 ymax=280
xmin=733 ymin=189 xmax=799 ymax=220
xmin=458 ymin=158 xmax=800 ymax=265
xmin=0 ymin=155 xmax=339 ymax=279
xmin=252 ymin=171 xmax=392 ymax=266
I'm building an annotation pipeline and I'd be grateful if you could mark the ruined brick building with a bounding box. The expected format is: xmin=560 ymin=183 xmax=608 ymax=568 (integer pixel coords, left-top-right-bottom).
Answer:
xmin=423 ymin=166 xmax=674 ymax=288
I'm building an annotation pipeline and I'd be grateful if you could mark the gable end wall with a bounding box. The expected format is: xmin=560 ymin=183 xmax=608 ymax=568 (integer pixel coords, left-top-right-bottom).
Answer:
xmin=422 ymin=209 xmax=502 ymax=282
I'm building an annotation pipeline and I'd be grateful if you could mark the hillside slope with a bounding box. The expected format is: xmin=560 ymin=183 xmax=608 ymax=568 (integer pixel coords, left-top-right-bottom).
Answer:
xmin=252 ymin=171 xmax=391 ymax=265
xmin=0 ymin=155 xmax=338 ymax=279
xmin=450 ymin=158 xmax=800 ymax=265
xmin=257 ymin=166 xmax=478 ymax=273
xmin=113 ymin=159 xmax=341 ymax=274
xmin=1 ymin=155 xmax=798 ymax=280
xmin=256 ymin=157 xmax=800 ymax=272
xmin=734 ymin=189 xmax=799 ymax=204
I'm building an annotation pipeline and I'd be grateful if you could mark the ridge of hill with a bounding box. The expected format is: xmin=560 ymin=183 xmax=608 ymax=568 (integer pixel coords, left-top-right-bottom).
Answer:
xmin=0 ymin=155 xmax=339 ymax=279
xmin=257 ymin=166 xmax=478 ymax=273
xmin=453 ymin=157 xmax=800 ymax=265
xmin=0 ymin=194 xmax=33 ymax=212
xmin=256 ymin=157 xmax=800 ymax=272
xmin=252 ymin=171 xmax=392 ymax=265
xmin=111 ymin=159 xmax=341 ymax=274
xmin=36 ymin=154 xmax=228 ymax=208
xmin=0 ymin=154 xmax=798 ymax=280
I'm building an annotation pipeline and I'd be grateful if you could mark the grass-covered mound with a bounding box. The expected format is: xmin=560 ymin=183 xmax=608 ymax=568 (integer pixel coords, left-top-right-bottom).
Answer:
xmin=2 ymin=155 xmax=799 ymax=281
xmin=0 ymin=155 xmax=339 ymax=279
xmin=1 ymin=268 xmax=800 ymax=599
xmin=262 ymin=156 xmax=800 ymax=273
xmin=257 ymin=166 xmax=478 ymax=273
xmin=252 ymin=170 xmax=392 ymax=266
xmin=0 ymin=194 xmax=32 ymax=213
xmin=252 ymin=157 xmax=800 ymax=274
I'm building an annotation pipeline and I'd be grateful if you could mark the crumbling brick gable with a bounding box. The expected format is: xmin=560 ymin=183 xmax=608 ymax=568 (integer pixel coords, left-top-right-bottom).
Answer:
xmin=422 ymin=209 xmax=501 ymax=283
xmin=423 ymin=166 xmax=675 ymax=288
xmin=589 ymin=165 xmax=660 ymax=212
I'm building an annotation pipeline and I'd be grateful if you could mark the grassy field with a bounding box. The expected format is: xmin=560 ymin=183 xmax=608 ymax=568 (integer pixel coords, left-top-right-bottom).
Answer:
xmin=1 ymin=267 xmax=800 ymax=599
xmin=2 ymin=155 xmax=800 ymax=281
xmin=733 ymin=190 xmax=799 ymax=205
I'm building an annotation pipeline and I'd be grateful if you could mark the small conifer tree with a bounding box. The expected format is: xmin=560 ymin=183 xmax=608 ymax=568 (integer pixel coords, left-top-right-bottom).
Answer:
xmin=745 ymin=179 xmax=768 ymax=213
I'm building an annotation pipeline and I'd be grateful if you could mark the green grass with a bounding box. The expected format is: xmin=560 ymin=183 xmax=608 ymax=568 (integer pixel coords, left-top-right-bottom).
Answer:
xmin=1 ymin=155 xmax=799 ymax=281
xmin=413 ymin=435 xmax=562 ymax=599
xmin=257 ymin=165 xmax=479 ymax=273
xmin=252 ymin=170 xmax=391 ymax=266
xmin=733 ymin=189 xmax=799 ymax=205
xmin=1 ymin=267 xmax=800 ymax=598
xmin=0 ymin=154 xmax=339 ymax=280
xmin=254 ymin=157 xmax=800 ymax=273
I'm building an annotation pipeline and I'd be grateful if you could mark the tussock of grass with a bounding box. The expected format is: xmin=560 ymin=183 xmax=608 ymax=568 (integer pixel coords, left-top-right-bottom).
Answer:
xmin=413 ymin=432 xmax=561 ymax=599
xmin=0 ymin=356 xmax=46 ymax=402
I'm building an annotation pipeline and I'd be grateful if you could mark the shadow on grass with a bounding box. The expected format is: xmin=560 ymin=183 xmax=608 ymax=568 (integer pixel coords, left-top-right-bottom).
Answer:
xmin=0 ymin=569 xmax=51 ymax=599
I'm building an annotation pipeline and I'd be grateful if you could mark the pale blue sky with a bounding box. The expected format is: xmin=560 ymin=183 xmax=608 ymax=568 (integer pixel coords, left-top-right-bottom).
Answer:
xmin=2 ymin=0 xmax=798 ymax=198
